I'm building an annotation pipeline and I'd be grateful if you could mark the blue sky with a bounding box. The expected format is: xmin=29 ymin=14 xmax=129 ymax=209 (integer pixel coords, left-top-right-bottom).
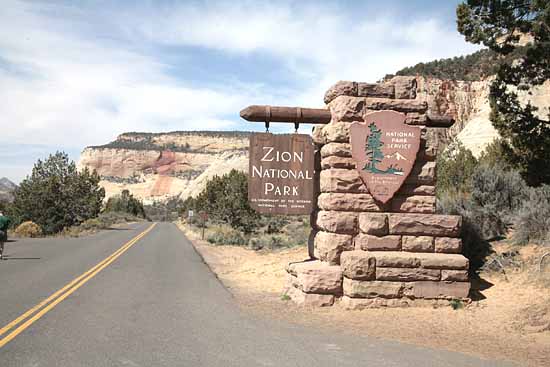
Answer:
xmin=0 ymin=0 xmax=480 ymax=183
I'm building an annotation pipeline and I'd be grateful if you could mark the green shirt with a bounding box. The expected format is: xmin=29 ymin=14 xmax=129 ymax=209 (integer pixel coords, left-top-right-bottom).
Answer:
xmin=0 ymin=216 xmax=11 ymax=231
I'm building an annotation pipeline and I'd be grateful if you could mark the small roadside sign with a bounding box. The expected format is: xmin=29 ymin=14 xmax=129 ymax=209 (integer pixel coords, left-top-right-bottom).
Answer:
xmin=188 ymin=210 xmax=194 ymax=218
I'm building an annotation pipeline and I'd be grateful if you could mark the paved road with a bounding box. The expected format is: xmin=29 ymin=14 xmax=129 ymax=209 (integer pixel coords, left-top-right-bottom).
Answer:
xmin=0 ymin=222 xmax=514 ymax=366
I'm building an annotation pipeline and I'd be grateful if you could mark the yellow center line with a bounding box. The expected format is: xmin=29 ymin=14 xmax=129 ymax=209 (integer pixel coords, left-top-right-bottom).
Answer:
xmin=0 ymin=222 xmax=156 ymax=348
xmin=0 ymin=226 xmax=148 ymax=337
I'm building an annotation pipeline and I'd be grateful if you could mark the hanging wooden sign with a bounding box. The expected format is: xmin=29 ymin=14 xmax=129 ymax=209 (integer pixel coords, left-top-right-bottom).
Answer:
xmin=350 ymin=111 xmax=421 ymax=204
xmin=248 ymin=133 xmax=315 ymax=215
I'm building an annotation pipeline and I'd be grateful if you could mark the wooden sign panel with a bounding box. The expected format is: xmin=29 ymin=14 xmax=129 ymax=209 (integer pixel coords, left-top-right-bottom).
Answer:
xmin=350 ymin=111 xmax=421 ymax=204
xmin=248 ymin=133 xmax=314 ymax=215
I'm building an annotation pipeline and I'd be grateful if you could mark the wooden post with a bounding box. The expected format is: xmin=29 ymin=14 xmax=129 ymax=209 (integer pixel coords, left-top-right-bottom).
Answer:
xmin=240 ymin=105 xmax=331 ymax=124
xmin=240 ymin=105 xmax=455 ymax=128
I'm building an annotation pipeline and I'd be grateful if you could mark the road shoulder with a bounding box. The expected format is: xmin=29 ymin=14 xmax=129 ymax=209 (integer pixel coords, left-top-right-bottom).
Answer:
xmin=176 ymin=221 xmax=550 ymax=367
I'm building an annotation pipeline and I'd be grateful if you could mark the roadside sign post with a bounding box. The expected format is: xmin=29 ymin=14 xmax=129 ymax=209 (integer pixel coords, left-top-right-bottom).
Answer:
xmin=248 ymin=133 xmax=315 ymax=215
xmin=199 ymin=211 xmax=208 ymax=240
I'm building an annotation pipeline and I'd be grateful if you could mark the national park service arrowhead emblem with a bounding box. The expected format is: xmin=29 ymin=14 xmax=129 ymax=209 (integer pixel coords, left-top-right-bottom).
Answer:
xmin=350 ymin=111 xmax=421 ymax=204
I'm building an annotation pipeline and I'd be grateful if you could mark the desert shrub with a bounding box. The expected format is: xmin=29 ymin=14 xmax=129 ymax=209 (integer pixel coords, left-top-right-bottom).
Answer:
xmin=249 ymin=234 xmax=293 ymax=250
xmin=261 ymin=215 xmax=290 ymax=234
xmin=206 ymin=226 xmax=248 ymax=246
xmin=437 ymin=193 xmax=493 ymax=272
xmin=62 ymin=212 xmax=145 ymax=237
xmin=144 ymin=196 xmax=184 ymax=222
xmin=193 ymin=170 xmax=260 ymax=233
xmin=14 ymin=221 xmax=43 ymax=238
xmin=437 ymin=140 xmax=478 ymax=195
xmin=104 ymin=190 xmax=146 ymax=218
xmin=513 ymin=185 xmax=550 ymax=245
xmin=478 ymin=139 xmax=510 ymax=168
xmin=470 ymin=164 xmax=528 ymax=222
xmin=79 ymin=218 xmax=103 ymax=231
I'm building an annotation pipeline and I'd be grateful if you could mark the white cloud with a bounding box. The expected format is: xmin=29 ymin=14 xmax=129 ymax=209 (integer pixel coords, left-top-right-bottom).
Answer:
xmin=0 ymin=0 xmax=481 ymax=181
xmin=0 ymin=1 xmax=268 ymax=150
xmin=123 ymin=1 xmax=481 ymax=104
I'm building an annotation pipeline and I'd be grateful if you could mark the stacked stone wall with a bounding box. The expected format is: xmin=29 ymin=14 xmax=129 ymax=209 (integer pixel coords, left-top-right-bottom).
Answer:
xmin=286 ymin=76 xmax=471 ymax=308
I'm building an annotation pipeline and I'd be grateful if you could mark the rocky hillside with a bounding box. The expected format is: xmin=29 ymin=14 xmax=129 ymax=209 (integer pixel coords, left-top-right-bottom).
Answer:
xmin=0 ymin=177 xmax=17 ymax=202
xmin=414 ymin=76 xmax=550 ymax=156
xmin=78 ymin=131 xmax=249 ymax=203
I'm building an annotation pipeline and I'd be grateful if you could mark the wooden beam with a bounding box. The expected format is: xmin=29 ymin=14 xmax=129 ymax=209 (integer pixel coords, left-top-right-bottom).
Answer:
xmin=240 ymin=105 xmax=455 ymax=128
xmin=240 ymin=105 xmax=331 ymax=124
xmin=426 ymin=114 xmax=455 ymax=128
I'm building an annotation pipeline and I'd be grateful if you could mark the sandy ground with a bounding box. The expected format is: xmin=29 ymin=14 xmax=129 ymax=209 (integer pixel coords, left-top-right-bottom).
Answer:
xmin=178 ymin=223 xmax=550 ymax=367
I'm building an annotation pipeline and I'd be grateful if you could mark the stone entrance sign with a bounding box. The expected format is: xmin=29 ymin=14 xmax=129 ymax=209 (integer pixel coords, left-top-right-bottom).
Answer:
xmin=248 ymin=133 xmax=315 ymax=215
xmin=350 ymin=111 xmax=421 ymax=203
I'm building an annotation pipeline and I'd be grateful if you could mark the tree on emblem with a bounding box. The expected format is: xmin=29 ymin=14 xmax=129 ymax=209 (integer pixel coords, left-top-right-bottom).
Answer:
xmin=364 ymin=122 xmax=384 ymax=172
xmin=364 ymin=122 xmax=403 ymax=175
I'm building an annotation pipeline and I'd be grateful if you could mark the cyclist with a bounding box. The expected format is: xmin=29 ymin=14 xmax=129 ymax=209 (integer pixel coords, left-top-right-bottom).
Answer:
xmin=0 ymin=212 xmax=10 ymax=260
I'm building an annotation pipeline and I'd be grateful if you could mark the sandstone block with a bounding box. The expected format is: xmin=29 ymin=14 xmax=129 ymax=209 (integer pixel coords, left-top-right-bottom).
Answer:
xmin=371 ymin=251 xmax=421 ymax=268
xmin=329 ymin=96 xmax=366 ymax=122
xmin=434 ymin=237 xmax=463 ymax=254
xmin=340 ymin=296 xmax=413 ymax=309
xmin=402 ymin=236 xmax=434 ymax=252
xmin=358 ymin=213 xmax=388 ymax=235
xmin=357 ymin=82 xmax=394 ymax=98
xmin=312 ymin=125 xmax=326 ymax=145
xmin=355 ymin=234 xmax=401 ymax=251
xmin=441 ymin=270 xmax=469 ymax=282
xmin=398 ymin=184 xmax=436 ymax=196
xmin=322 ymin=121 xmax=352 ymax=142
xmin=376 ymin=267 xmax=440 ymax=282
xmin=405 ymin=112 xmax=427 ymax=125
xmin=364 ymin=98 xmax=426 ymax=113
xmin=419 ymin=253 xmax=469 ymax=270
xmin=340 ymin=296 xmax=460 ymax=309
xmin=418 ymin=145 xmax=437 ymax=162
xmin=316 ymin=211 xmax=358 ymax=235
xmin=324 ymin=81 xmax=358 ymax=104
xmin=320 ymin=169 xmax=367 ymax=193
xmin=421 ymin=127 xmax=448 ymax=155
xmin=286 ymin=260 xmax=343 ymax=294
xmin=391 ymin=76 xmax=417 ymax=99
xmin=321 ymin=156 xmax=355 ymax=169
xmin=388 ymin=213 xmax=462 ymax=237
xmin=313 ymin=231 xmax=353 ymax=265
xmin=405 ymin=161 xmax=436 ymax=186
xmin=307 ymin=229 xmax=316 ymax=259
xmin=286 ymin=286 xmax=335 ymax=307
xmin=344 ymin=278 xmax=412 ymax=298
xmin=412 ymin=281 xmax=470 ymax=299
xmin=320 ymin=142 xmax=352 ymax=158
xmin=318 ymin=193 xmax=383 ymax=212
xmin=391 ymin=195 xmax=436 ymax=214
xmin=340 ymin=250 xmax=376 ymax=280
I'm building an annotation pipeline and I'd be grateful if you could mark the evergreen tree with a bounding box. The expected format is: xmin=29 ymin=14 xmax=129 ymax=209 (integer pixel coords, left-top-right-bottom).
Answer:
xmin=457 ymin=0 xmax=550 ymax=185
xmin=364 ymin=122 xmax=385 ymax=172
xmin=11 ymin=152 xmax=105 ymax=234
xmin=193 ymin=170 xmax=260 ymax=233
xmin=104 ymin=189 xmax=146 ymax=218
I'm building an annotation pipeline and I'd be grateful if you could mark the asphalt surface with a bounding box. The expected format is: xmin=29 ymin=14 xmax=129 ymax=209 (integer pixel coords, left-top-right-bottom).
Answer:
xmin=0 ymin=222 xmax=515 ymax=367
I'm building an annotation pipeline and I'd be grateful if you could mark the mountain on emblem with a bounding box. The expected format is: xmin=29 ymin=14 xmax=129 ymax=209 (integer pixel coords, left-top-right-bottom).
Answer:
xmin=350 ymin=111 xmax=421 ymax=204
xmin=385 ymin=152 xmax=408 ymax=161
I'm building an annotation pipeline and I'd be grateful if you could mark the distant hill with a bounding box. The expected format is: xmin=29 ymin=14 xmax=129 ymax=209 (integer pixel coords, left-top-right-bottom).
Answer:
xmin=389 ymin=47 xmax=526 ymax=81
xmin=0 ymin=177 xmax=17 ymax=202
xmin=79 ymin=131 xmax=250 ymax=203
xmin=88 ymin=131 xmax=252 ymax=153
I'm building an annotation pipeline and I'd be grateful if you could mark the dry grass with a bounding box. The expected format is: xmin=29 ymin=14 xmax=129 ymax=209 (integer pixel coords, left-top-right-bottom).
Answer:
xmin=178 ymin=222 xmax=550 ymax=367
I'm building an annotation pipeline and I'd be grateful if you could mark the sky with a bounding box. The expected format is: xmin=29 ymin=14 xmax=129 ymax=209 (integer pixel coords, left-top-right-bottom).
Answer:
xmin=0 ymin=0 xmax=481 ymax=183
